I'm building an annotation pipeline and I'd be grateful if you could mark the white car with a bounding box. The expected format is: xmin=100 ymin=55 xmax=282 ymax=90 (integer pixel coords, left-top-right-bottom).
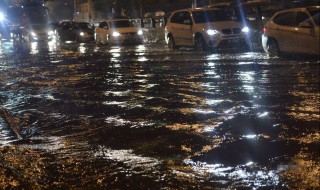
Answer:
xmin=95 ymin=19 xmax=144 ymax=44
xmin=165 ymin=7 xmax=251 ymax=52
xmin=262 ymin=6 xmax=320 ymax=56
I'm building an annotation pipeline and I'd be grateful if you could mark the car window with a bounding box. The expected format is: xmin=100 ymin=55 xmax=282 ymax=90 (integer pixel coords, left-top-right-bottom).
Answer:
xmin=311 ymin=13 xmax=320 ymax=26
xmin=295 ymin=12 xmax=310 ymax=26
xmin=309 ymin=9 xmax=320 ymax=26
xmin=273 ymin=12 xmax=296 ymax=26
xmin=192 ymin=10 xmax=232 ymax=23
xmin=170 ymin=11 xmax=190 ymax=24
xmin=309 ymin=9 xmax=320 ymax=17
xmin=99 ymin=21 xmax=107 ymax=28
xmin=74 ymin=22 xmax=93 ymax=30
xmin=170 ymin=12 xmax=181 ymax=23
xmin=109 ymin=20 xmax=134 ymax=28
xmin=61 ymin=22 xmax=71 ymax=30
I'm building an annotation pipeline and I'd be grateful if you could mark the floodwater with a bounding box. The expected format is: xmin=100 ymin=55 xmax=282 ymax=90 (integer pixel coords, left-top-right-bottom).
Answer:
xmin=0 ymin=41 xmax=319 ymax=189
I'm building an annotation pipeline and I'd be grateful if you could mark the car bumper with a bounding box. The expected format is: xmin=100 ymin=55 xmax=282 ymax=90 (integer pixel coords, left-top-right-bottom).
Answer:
xmin=110 ymin=35 xmax=143 ymax=44
xmin=79 ymin=35 xmax=95 ymax=42
xmin=261 ymin=34 xmax=268 ymax=53
xmin=204 ymin=34 xmax=249 ymax=48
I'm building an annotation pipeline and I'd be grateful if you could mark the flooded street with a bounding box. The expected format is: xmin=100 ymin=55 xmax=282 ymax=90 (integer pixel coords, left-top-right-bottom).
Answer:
xmin=0 ymin=41 xmax=319 ymax=189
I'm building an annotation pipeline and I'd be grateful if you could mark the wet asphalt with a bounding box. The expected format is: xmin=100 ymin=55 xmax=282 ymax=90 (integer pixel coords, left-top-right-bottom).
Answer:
xmin=0 ymin=40 xmax=319 ymax=189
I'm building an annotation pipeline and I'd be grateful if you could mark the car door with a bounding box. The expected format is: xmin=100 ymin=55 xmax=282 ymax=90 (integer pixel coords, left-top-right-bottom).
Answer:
xmin=270 ymin=11 xmax=297 ymax=52
xmin=179 ymin=11 xmax=194 ymax=46
xmin=168 ymin=11 xmax=193 ymax=46
xmin=294 ymin=11 xmax=319 ymax=55
xmin=168 ymin=12 xmax=184 ymax=45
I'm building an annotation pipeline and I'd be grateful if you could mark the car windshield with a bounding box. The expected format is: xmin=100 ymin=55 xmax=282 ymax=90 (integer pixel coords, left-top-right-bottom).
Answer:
xmin=109 ymin=20 xmax=134 ymax=28
xmin=192 ymin=10 xmax=233 ymax=23
xmin=74 ymin=22 xmax=93 ymax=29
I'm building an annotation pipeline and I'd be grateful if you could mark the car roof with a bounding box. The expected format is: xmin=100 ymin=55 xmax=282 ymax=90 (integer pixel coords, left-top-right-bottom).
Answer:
xmin=107 ymin=19 xmax=132 ymax=22
xmin=277 ymin=5 xmax=319 ymax=13
xmin=172 ymin=7 xmax=221 ymax=13
xmin=74 ymin=22 xmax=90 ymax=24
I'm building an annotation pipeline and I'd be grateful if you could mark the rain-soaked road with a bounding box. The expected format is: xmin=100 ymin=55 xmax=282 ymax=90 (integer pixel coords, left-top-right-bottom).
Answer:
xmin=0 ymin=41 xmax=319 ymax=189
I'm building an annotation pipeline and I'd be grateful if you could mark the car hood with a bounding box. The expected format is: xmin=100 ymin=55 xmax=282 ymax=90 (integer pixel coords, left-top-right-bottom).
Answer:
xmin=111 ymin=27 xmax=140 ymax=34
xmin=196 ymin=21 xmax=244 ymax=30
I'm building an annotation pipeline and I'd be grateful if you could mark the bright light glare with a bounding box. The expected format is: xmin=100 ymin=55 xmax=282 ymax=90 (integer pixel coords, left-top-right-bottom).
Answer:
xmin=137 ymin=30 xmax=143 ymax=35
xmin=31 ymin=32 xmax=37 ymax=37
xmin=242 ymin=27 xmax=250 ymax=33
xmin=79 ymin=32 xmax=85 ymax=36
xmin=207 ymin=29 xmax=219 ymax=35
xmin=0 ymin=12 xmax=4 ymax=21
xmin=48 ymin=31 xmax=54 ymax=35
xmin=113 ymin=31 xmax=120 ymax=37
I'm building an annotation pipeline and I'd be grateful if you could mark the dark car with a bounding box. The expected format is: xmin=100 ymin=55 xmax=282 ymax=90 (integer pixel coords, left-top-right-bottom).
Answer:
xmin=56 ymin=21 xmax=95 ymax=42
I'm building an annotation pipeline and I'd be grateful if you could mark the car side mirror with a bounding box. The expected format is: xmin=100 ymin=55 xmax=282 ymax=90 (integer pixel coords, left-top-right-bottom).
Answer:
xmin=299 ymin=21 xmax=312 ymax=28
xmin=183 ymin=19 xmax=192 ymax=25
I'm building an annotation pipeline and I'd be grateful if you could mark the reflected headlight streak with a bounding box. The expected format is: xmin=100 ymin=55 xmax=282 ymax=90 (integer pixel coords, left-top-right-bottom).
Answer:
xmin=242 ymin=26 xmax=250 ymax=33
xmin=0 ymin=12 xmax=4 ymax=21
xmin=113 ymin=31 xmax=120 ymax=37
xmin=206 ymin=29 xmax=219 ymax=35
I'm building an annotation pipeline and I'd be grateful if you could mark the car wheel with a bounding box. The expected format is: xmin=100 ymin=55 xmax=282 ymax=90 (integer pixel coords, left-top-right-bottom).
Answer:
xmin=194 ymin=36 xmax=207 ymax=53
xmin=267 ymin=39 xmax=280 ymax=56
xmin=168 ymin=36 xmax=177 ymax=50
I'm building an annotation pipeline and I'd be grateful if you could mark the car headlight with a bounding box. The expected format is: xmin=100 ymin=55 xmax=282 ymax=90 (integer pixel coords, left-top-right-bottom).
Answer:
xmin=206 ymin=29 xmax=219 ymax=35
xmin=48 ymin=31 xmax=54 ymax=35
xmin=242 ymin=26 xmax=250 ymax=33
xmin=112 ymin=31 xmax=120 ymax=37
xmin=137 ymin=30 xmax=143 ymax=35
xmin=79 ymin=32 xmax=85 ymax=36
xmin=31 ymin=32 xmax=37 ymax=37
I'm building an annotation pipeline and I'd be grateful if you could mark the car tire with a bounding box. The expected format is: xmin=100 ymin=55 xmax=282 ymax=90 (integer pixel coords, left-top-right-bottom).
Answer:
xmin=194 ymin=36 xmax=207 ymax=53
xmin=168 ymin=36 xmax=177 ymax=50
xmin=267 ymin=39 xmax=280 ymax=56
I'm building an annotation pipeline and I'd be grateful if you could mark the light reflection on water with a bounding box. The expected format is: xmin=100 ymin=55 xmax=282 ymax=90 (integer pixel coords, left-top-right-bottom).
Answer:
xmin=0 ymin=116 xmax=16 ymax=146
xmin=94 ymin=145 xmax=160 ymax=170
xmin=0 ymin=42 xmax=319 ymax=188
xmin=184 ymin=159 xmax=281 ymax=187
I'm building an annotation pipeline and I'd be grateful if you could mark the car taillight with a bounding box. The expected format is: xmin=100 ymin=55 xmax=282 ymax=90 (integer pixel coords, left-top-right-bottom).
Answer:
xmin=263 ymin=26 xmax=267 ymax=33
xmin=165 ymin=25 xmax=167 ymax=30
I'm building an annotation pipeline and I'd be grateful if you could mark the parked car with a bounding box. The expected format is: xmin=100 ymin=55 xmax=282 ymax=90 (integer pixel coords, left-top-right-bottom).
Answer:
xmin=262 ymin=6 xmax=320 ymax=56
xmin=164 ymin=7 xmax=251 ymax=52
xmin=95 ymin=18 xmax=144 ymax=44
xmin=56 ymin=21 xmax=95 ymax=42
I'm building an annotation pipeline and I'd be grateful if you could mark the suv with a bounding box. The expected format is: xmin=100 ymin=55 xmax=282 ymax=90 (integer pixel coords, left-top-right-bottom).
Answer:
xmin=165 ymin=7 xmax=251 ymax=52
xmin=95 ymin=19 xmax=144 ymax=44
xmin=262 ymin=6 xmax=320 ymax=56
